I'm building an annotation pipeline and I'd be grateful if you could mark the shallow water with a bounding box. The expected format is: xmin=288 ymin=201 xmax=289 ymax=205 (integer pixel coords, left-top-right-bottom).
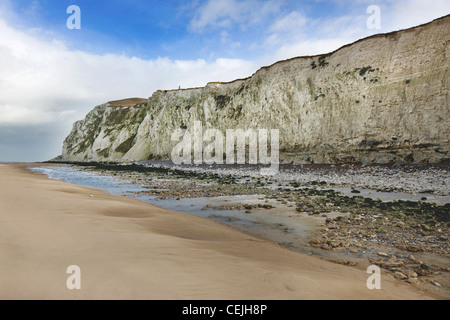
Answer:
xmin=30 ymin=166 xmax=144 ymax=195
xmin=28 ymin=165 xmax=449 ymax=260
xmin=29 ymin=166 xmax=325 ymax=255
xmin=333 ymin=187 xmax=450 ymax=205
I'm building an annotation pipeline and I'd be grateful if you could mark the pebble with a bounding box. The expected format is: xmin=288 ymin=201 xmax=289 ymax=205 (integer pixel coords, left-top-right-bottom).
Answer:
xmin=407 ymin=245 xmax=422 ymax=253
xmin=394 ymin=272 xmax=408 ymax=280
xmin=416 ymin=268 xmax=432 ymax=277
xmin=327 ymin=240 xmax=340 ymax=248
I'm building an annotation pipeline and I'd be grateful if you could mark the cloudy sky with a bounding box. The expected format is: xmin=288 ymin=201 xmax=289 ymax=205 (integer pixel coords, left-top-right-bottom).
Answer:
xmin=0 ymin=0 xmax=448 ymax=162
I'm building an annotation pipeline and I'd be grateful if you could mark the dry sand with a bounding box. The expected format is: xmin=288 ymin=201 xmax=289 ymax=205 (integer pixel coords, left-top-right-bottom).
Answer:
xmin=0 ymin=163 xmax=436 ymax=300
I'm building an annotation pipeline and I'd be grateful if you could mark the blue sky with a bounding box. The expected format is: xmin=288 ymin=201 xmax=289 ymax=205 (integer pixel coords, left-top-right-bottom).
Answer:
xmin=5 ymin=0 xmax=355 ymax=60
xmin=9 ymin=0 xmax=196 ymax=59
xmin=0 ymin=0 xmax=449 ymax=161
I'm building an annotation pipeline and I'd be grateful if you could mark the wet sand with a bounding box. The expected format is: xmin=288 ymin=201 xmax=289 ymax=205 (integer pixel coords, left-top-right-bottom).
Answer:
xmin=0 ymin=163 xmax=436 ymax=299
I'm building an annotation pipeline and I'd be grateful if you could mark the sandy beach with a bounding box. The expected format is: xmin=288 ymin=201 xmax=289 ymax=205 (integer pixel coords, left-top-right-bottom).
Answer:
xmin=0 ymin=163 xmax=436 ymax=300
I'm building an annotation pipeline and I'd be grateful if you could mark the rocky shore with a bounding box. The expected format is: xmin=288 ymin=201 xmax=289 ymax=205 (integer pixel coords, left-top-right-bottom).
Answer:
xmin=70 ymin=161 xmax=449 ymax=298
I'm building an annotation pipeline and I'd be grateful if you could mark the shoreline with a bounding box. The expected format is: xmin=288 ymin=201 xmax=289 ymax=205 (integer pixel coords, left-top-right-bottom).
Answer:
xmin=0 ymin=162 xmax=441 ymax=299
xmin=43 ymin=161 xmax=450 ymax=298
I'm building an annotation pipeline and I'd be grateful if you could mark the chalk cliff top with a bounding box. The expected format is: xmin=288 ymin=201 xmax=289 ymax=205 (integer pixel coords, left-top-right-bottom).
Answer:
xmin=108 ymin=98 xmax=148 ymax=107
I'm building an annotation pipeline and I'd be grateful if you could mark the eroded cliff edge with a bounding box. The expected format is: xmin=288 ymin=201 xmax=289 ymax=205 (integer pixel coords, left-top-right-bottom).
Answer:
xmin=61 ymin=15 xmax=450 ymax=165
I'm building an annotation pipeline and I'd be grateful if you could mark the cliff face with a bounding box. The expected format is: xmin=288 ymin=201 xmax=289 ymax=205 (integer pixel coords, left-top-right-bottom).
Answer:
xmin=62 ymin=16 xmax=450 ymax=165
xmin=62 ymin=99 xmax=149 ymax=162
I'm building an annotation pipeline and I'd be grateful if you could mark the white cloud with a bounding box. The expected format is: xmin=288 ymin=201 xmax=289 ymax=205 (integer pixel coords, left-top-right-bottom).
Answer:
xmin=262 ymin=14 xmax=367 ymax=62
xmin=384 ymin=0 xmax=450 ymax=30
xmin=262 ymin=0 xmax=449 ymax=64
xmin=189 ymin=0 xmax=283 ymax=32
xmin=269 ymin=11 xmax=307 ymax=33
xmin=263 ymin=11 xmax=308 ymax=48
xmin=0 ymin=17 xmax=257 ymax=128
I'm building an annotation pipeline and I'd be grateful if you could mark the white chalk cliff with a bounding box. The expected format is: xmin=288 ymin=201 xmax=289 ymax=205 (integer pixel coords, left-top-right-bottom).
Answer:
xmin=61 ymin=15 xmax=450 ymax=165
